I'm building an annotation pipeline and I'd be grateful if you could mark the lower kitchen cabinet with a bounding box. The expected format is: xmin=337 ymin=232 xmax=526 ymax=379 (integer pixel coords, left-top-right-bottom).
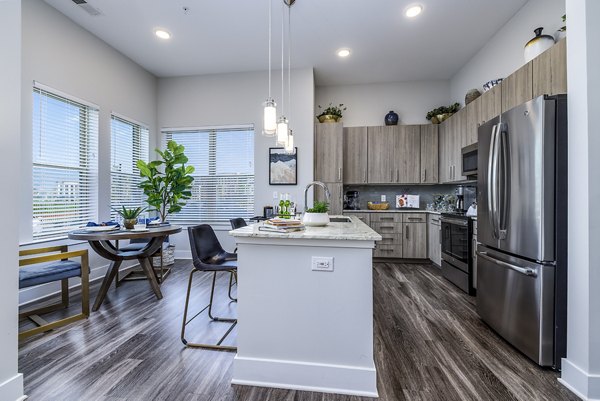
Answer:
xmin=403 ymin=222 xmax=427 ymax=258
xmin=428 ymin=214 xmax=441 ymax=266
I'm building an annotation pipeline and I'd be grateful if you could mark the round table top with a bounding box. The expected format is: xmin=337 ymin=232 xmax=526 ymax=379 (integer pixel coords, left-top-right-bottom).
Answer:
xmin=68 ymin=224 xmax=182 ymax=241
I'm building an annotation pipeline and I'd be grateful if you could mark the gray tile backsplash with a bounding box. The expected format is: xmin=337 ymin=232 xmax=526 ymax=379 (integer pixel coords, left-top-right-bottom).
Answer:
xmin=344 ymin=184 xmax=477 ymax=210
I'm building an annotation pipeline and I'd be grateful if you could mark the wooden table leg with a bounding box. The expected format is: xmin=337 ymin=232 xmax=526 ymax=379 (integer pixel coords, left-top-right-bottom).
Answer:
xmin=138 ymin=257 xmax=163 ymax=300
xmin=93 ymin=260 xmax=122 ymax=311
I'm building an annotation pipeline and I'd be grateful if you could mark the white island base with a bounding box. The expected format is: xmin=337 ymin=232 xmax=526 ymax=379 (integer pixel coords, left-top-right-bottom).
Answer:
xmin=230 ymin=217 xmax=381 ymax=397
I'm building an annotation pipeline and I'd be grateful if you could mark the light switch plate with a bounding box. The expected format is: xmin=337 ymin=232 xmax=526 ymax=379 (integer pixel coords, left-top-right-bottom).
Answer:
xmin=312 ymin=256 xmax=334 ymax=272
xmin=381 ymin=194 xmax=386 ymax=202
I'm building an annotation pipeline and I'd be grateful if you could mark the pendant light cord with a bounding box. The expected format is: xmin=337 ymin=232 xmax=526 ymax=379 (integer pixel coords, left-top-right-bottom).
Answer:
xmin=268 ymin=0 xmax=272 ymax=98
xmin=287 ymin=3 xmax=291 ymax=126
xmin=281 ymin=2 xmax=285 ymax=117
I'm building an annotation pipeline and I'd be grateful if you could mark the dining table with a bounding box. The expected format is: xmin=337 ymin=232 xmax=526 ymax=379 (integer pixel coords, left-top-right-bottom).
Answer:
xmin=68 ymin=224 xmax=182 ymax=311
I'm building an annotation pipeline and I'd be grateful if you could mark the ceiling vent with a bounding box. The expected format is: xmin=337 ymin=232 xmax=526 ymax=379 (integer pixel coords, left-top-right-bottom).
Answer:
xmin=71 ymin=0 xmax=102 ymax=16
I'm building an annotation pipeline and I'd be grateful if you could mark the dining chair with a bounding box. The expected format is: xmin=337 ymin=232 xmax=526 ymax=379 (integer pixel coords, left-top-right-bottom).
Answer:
xmin=181 ymin=224 xmax=238 ymax=351
xmin=18 ymin=246 xmax=89 ymax=340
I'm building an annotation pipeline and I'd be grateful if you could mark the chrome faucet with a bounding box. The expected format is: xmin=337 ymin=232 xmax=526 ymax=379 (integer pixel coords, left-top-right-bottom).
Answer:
xmin=304 ymin=181 xmax=331 ymax=212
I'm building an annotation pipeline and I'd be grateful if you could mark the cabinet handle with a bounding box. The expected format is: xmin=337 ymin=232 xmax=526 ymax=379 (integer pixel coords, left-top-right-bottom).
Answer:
xmin=407 ymin=217 xmax=422 ymax=221
xmin=396 ymin=169 xmax=399 ymax=182
xmin=338 ymin=167 xmax=342 ymax=181
xmin=364 ymin=169 xmax=367 ymax=183
xmin=380 ymin=225 xmax=394 ymax=229
xmin=439 ymin=228 xmax=442 ymax=245
xmin=405 ymin=225 xmax=409 ymax=240
xmin=423 ymin=169 xmax=427 ymax=182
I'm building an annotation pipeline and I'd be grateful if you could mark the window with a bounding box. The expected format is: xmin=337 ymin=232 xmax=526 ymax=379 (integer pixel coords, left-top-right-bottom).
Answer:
xmin=110 ymin=115 xmax=149 ymax=219
xmin=162 ymin=126 xmax=254 ymax=225
xmin=32 ymin=86 xmax=98 ymax=239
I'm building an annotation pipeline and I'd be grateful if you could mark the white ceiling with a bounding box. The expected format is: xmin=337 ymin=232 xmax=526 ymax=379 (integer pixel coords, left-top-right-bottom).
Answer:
xmin=44 ymin=0 xmax=528 ymax=86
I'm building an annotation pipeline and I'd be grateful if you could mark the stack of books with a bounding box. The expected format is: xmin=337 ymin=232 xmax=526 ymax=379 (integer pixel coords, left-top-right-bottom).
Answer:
xmin=259 ymin=218 xmax=306 ymax=233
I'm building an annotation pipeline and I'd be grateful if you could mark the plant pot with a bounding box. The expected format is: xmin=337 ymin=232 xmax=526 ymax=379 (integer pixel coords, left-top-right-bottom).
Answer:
xmin=317 ymin=114 xmax=340 ymax=123
xmin=123 ymin=218 xmax=137 ymax=229
xmin=434 ymin=113 xmax=453 ymax=124
xmin=302 ymin=212 xmax=330 ymax=227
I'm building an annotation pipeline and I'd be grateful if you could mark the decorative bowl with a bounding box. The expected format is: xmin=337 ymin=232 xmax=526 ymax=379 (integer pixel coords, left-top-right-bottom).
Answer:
xmin=317 ymin=114 xmax=340 ymax=123
xmin=367 ymin=201 xmax=390 ymax=210
xmin=483 ymin=78 xmax=504 ymax=92
xmin=302 ymin=212 xmax=330 ymax=226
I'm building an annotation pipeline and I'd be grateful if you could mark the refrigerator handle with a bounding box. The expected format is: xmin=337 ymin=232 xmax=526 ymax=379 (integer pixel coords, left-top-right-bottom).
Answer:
xmin=498 ymin=123 xmax=509 ymax=240
xmin=487 ymin=124 xmax=499 ymax=239
xmin=476 ymin=251 xmax=537 ymax=277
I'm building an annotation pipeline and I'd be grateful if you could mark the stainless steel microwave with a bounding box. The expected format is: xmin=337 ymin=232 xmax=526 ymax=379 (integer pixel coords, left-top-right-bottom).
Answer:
xmin=461 ymin=143 xmax=478 ymax=177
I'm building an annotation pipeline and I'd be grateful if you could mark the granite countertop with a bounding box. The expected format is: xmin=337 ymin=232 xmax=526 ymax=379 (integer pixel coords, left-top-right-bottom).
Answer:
xmin=229 ymin=215 xmax=382 ymax=241
xmin=343 ymin=209 xmax=441 ymax=214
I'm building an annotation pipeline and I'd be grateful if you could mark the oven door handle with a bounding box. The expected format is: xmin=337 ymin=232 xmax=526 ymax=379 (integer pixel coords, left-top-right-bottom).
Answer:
xmin=440 ymin=217 xmax=468 ymax=226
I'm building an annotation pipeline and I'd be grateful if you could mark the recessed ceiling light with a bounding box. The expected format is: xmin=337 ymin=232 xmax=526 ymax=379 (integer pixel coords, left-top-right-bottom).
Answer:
xmin=337 ymin=48 xmax=351 ymax=58
xmin=405 ymin=4 xmax=423 ymax=18
xmin=154 ymin=29 xmax=171 ymax=40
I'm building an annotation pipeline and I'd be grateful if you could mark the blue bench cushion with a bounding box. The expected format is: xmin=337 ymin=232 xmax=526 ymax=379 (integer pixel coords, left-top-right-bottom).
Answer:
xmin=19 ymin=260 xmax=82 ymax=289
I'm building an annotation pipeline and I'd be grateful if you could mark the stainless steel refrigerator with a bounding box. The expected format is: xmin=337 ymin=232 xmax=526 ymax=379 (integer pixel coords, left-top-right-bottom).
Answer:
xmin=477 ymin=94 xmax=567 ymax=369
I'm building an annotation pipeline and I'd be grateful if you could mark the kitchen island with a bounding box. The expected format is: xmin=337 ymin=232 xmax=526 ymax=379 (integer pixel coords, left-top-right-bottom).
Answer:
xmin=229 ymin=215 xmax=381 ymax=397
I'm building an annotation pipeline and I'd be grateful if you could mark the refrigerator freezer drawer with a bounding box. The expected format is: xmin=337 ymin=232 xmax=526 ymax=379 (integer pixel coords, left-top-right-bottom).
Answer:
xmin=476 ymin=247 xmax=555 ymax=366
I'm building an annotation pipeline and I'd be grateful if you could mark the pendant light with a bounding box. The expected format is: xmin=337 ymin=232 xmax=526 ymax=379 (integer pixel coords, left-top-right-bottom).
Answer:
xmin=284 ymin=2 xmax=295 ymax=155
xmin=262 ymin=0 xmax=277 ymax=136
xmin=276 ymin=0 xmax=289 ymax=146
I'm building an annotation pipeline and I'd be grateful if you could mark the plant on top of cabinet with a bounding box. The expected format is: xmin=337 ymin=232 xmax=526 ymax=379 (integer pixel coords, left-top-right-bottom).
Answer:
xmin=426 ymin=103 xmax=460 ymax=124
xmin=316 ymin=102 xmax=346 ymax=123
xmin=555 ymin=14 xmax=566 ymax=41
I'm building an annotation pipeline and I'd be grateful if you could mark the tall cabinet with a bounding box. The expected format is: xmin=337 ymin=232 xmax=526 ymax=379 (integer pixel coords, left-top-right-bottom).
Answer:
xmin=314 ymin=122 xmax=343 ymax=214
xmin=343 ymin=127 xmax=368 ymax=184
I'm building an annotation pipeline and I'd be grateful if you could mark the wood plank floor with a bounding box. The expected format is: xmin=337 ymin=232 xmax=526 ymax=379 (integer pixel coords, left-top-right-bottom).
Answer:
xmin=19 ymin=260 xmax=578 ymax=401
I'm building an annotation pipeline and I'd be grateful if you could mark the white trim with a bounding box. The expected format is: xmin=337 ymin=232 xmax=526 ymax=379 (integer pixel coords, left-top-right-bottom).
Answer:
xmin=559 ymin=358 xmax=600 ymax=401
xmin=0 ymin=374 xmax=24 ymax=401
xmin=32 ymin=81 xmax=98 ymax=109
xmin=111 ymin=112 xmax=149 ymax=130
xmin=232 ymin=356 xmax=378 ymax=398
xmin=161 ymin=123 xmax=254 ymax=133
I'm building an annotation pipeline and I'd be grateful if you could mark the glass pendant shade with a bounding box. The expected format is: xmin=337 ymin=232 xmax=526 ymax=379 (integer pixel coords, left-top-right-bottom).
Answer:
xmin=285 ymin=129 xmax=294 ymax=154
xmin=263 ymin=98 xmax=277 ymax=136
xmin=276 ymin=116 xmax=288 ymax=145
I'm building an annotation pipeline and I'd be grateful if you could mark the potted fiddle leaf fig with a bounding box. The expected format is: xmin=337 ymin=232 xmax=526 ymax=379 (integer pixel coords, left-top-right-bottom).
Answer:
xmin=137 ymin=140 xmax=195 ymax=223
xmin=302 ymin=201 xmax=330 ymax=227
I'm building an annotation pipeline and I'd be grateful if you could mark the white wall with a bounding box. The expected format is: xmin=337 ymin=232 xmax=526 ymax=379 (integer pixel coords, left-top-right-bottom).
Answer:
xmin=157 ymin=68 xmax=314 ymax=254
xmin=559 ymin=0 xmax=600 ymax=399
xmin=315 ymin=80 xmax=450 ymax=126
xmin=0 ymin=0 xmax=25 ymax=399
xmin=450 ymin=0 xmax=565 ymax=103
xmin=18 ymin=0 xmax=158 ymax=304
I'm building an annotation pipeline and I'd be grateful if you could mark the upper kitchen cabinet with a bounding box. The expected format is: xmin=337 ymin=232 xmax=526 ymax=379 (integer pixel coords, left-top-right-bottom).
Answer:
xmin=420 ymin=124 xmax=438 ymax=183
xmin=395 ymin=125 xmax=421 ymax=183
xmin=501 ymin=61 xmax=533 ymax=112
xmin=465 ymin=95 xmax=481 ymax=146
xmin=533 ymin=38 xmax=567 ymax=97
xmin=367 ymin=126 xmax=395 ymax=183
xmin=343 ymin=127 xmax=368 ymax=184
xmin=441 ymin=107 xmax=467 ymax=183
xmin=438 ymin=119 xmax=451 ymax=183
xmin=480 ymin=84 xmax=502 ymax=124
xmin=314 ymin=122 xmax=343 ymax=183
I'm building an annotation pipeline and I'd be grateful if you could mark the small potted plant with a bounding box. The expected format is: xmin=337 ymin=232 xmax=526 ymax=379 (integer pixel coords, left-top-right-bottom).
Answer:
xmin=112 ymin=206 xmax=147 ymax=229
xmin=302 ymin=201 xmax=330 ymax=227
xmin=137 ymin=140 xmax=195 ymax=223
xmin=426 ymin=103 xmax=461 ymax=124
xmin=316 ymin=103 xmax=346 ymax=123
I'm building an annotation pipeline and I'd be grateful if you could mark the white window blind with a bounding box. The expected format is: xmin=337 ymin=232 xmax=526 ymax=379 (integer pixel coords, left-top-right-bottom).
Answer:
xmin=110 ymin=115 xmax=149 ymax=219
xmin=32 ymin=87 xmax=99 ymax=239
xmin=162 ymin=127 xmax=255 ymax=225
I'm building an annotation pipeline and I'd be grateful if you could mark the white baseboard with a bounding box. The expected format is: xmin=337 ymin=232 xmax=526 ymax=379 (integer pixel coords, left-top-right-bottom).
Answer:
xmin=559 ymin=358 xmax=600 ymax=400
xmin=0 ymin=373 xmax=24 ymax=401
xmin=232 ymin=356 xmax=378 ymax=397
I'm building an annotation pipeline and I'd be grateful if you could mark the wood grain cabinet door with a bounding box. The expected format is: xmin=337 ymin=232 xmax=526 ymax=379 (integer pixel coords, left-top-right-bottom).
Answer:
xmin=314 ymin=122 xmax=343 ymax=183
xmin=438 ymin=120 xmax=450 ymax=183
xmin=501 ymin=61 xmax=533 ymax=112
xmin=420 ymin=124 xmax=438 ymax=183
xmin=343 ymin=127 xmax=368 ymax=184
xmin=367 ymin=126 xmax=395 ymax=183
xmin=314 ymin=182 xmax=343 ymax=215
xmin=394 ymin=125 xmax=421 ymax=183
xmin=533 ymin=38 xmax=567 ymax=97
xmin=465 ymin=96 xmax=481 ymax=147
xmin=403 ymin=222 xmax=427 ymax=259
xmin=480 ymin=84 xmax=502 ymax=124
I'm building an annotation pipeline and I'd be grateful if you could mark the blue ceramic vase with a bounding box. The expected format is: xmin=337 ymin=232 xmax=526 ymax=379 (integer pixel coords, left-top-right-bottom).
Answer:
xmin=385 ymin=110 xmax=399 ymax=126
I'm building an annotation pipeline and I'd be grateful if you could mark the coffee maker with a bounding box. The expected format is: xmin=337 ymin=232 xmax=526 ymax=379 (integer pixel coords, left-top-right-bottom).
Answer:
xmin=344 ymin=191 xmax=360 ymax=210
xmin=455 ymin=186 xmax=465 ymax=212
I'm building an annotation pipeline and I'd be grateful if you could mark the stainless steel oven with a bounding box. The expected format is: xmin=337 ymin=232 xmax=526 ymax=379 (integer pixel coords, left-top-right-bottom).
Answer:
xmin=461 ymin=143 xmax=478 ymax=178
xmin=440 ymin=214 xmax=475 ymax=295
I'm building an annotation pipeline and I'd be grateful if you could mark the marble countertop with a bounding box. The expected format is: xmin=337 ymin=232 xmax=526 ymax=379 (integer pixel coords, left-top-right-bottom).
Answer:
xmin=343 ymin=209 xmax=441 ymax=214
xmin=229 ymin=215 xmax=382 ymax=241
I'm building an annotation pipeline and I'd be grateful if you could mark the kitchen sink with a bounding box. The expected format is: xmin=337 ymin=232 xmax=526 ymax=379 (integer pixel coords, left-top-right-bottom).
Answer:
xmin=329 ymin=217 xmax=352 ymax=223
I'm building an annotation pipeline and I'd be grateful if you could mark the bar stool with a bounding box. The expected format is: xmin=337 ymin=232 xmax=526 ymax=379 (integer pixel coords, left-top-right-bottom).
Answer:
xmin=181 ymin=224 xmax=237 ymax=351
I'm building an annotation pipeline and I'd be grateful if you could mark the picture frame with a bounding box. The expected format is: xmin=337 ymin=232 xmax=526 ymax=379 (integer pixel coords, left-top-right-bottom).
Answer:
xmin=269 ymin=147 xmax=298 ymax=185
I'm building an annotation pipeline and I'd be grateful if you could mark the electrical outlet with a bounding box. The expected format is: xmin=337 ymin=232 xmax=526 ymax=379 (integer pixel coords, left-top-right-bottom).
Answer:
xmin=273 ymin=191 xmax=278 ymax=199
xmin=381 ymin=194 xmax=386 ymax=202
xmin=312 ymin=256 xmax=334 ymax=272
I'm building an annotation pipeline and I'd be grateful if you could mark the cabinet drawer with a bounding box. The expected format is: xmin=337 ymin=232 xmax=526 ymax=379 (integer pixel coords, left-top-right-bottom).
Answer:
xmin=370 ymin=213 xmax=401 ymax=223
xmin=428 ymin=214 xmax=441 ymax=226
xmin=370 ymin=222 xmax=402 ymax=234
xmin=402 ymin=213 xmax=427 ymax=223
xmin=377 ymin=234 xmax=402 ymax=246
xmin=374 ymin=245 xmax=402 ymax=258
